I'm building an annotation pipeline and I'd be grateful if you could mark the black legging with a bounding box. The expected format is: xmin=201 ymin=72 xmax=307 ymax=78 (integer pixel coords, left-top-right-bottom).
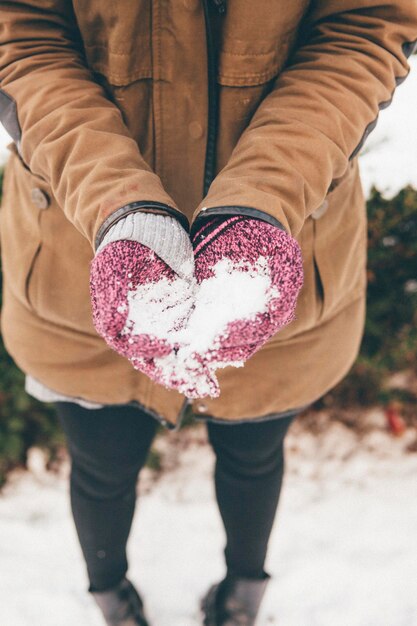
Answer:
xmin=55 ymin=402 xmax=297 ymax=592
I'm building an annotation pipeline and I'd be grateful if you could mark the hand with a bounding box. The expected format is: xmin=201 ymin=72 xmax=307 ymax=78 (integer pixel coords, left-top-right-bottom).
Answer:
xmin=185 ymin=216 xmax=304 ymax=395
xmin=89 ymin=214 xmax=303 ymax=400
xmin=90 ymin=239 xmax=196 ymax=390
xmin=90 ymin=228 xmax=219 ymax=397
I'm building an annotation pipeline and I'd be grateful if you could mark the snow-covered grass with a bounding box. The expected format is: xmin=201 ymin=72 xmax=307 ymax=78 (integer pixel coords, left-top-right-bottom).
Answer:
xmin=1 ymin=412 xmax=417 ymax=626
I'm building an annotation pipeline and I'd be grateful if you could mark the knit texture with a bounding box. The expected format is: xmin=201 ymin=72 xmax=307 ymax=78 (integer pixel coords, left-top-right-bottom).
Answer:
xmin=96 ymin=212 xmax=194 ymax=279
xmin=90 ymin=216 xmax=304 ymax=397
xmin=190 ymin=216 xmax=304 ymax=367
xmin=90 ymin=240 xmax=196 ymax=388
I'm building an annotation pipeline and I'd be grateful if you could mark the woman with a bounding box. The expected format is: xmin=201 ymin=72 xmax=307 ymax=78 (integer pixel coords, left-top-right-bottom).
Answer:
xmin=0 ymin=1 xmax=416 ymax=624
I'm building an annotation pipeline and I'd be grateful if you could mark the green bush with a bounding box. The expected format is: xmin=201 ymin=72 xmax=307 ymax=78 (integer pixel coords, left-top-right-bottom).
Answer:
xmin=1 ymin=167 xmax=417 ymax=486
xmin=0 ymin=347 xmax=63 ymax=487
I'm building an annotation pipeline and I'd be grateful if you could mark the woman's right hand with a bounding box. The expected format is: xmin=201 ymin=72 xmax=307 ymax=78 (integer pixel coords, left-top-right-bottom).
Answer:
xmin=89 ymin=236 xmax=217 ymax=397
xmin=89 ymin=238 xmax=195 ymax=390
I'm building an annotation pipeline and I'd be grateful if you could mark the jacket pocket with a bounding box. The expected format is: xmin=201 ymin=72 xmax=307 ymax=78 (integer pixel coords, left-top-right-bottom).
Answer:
xmin=310 ymin=160 xmax=368 ymax=324
xmin=0 ymin=144 xmax=46 ymax=312
xmin=214 ymin=9 xmax=304 ymax=171
xmin=215 ymin=44 xmax=285 ymax=172
xmin=218 ymin=47 xmax=282 ymax=88
xmin=75 ymin=1 xmax=152 ymax=86
xmin=216 ymin=1 xmax=308 ymax=86
xmin=26 ymin=197 xmax=96 ymax=334
xmin=1 ymin=145 xmax=96 ymax=333
xmin=266 ymin=160 xmax=366 ymax=348
xmin=74 ymin=2 xmax=154 ymax=163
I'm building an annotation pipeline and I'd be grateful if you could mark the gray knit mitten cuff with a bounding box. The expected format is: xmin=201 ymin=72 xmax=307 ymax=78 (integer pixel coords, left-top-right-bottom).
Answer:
xmin=95 ymin=212 xmax=194 ymax=279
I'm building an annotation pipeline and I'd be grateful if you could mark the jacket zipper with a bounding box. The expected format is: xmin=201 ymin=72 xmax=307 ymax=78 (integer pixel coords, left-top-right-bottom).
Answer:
xmin=174 ymin=1 xmax=225 ymax=430
xmin=202 ymin=0 xmax=225 ymax=196
xmin=211 ymin=0 xmax=226 ymax=14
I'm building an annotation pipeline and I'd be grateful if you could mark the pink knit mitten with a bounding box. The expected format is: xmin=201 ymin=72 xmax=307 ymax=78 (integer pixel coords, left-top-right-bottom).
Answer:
xmin=187 ymin=216 xmax=304 ymax=392
xmin=90 ymin=239 xmax=198 ymax=391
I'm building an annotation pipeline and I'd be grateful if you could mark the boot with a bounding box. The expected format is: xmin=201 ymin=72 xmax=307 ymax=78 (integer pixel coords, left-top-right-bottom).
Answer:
xmin=201 ymin=571 xmax=271 ymax=626
xmin=91 ymin=577 xmax=150 ymax=626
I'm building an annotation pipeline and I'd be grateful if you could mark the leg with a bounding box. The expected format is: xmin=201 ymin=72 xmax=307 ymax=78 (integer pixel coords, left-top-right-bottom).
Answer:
xmin=55 ymin=402 xmax=158 ymax=592
xmin=207 ymin=414 xmax=296 ymax=579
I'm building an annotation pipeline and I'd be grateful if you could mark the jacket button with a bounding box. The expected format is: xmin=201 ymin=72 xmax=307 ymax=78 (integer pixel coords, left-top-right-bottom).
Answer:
xmin=311 ymin=199 xmax=329 ymax=220
xmin=196 ymin=403 xmax=208 ymax=414
xmin=31 ymin=187 xmax=50 ymax=210
xmin=189 ymin=121 xmax=204 ymax=139
xmin=183 ymin=0 xmax=199 ymax=10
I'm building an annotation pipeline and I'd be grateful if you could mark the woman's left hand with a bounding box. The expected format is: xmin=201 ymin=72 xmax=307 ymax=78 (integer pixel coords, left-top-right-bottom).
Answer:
xmin=185 ymin=216 xmax=304 ymax=392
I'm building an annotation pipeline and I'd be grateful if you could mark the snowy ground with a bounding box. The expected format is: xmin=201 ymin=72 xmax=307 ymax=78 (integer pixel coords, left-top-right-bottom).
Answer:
xmin=1 ymin=411 xmax=417 ymax=626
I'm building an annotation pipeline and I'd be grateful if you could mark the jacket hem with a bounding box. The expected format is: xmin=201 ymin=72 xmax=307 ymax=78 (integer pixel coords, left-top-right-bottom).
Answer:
xmin=50 ymin=396 xmax=180 ymax=431
xmin=194 ymin=403 xmax=310 ymax=425
xmin=125 ymin=399 xmax=180 ymax=430
xmin=25 ymin=374 xmax=181 ymax=430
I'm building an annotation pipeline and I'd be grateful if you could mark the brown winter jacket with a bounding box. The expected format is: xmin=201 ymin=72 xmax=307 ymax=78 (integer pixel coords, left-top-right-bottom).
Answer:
xmin=0 ymin=1 xmax=416 ymax=427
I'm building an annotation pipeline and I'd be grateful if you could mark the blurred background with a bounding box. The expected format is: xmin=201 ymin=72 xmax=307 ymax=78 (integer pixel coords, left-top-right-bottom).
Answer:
xmin=0 ymin=58 xmax=416 ymax=626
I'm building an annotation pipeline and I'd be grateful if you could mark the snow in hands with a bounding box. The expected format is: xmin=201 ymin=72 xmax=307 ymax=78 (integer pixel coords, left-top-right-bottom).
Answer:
xmin=126 ymin=255 xmax=276 ymax=398
xmin=191 ymin=217 xmax=303 ymax=377
xmin=90 ymin=219 xmax=303 ymax=399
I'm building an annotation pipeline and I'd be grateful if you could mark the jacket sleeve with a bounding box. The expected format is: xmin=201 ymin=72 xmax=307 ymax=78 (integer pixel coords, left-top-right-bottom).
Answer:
xmin=0 ymin=0 xmax=182 ymax=249
xmin=195 ymin=0 xmax=417 ymax=237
